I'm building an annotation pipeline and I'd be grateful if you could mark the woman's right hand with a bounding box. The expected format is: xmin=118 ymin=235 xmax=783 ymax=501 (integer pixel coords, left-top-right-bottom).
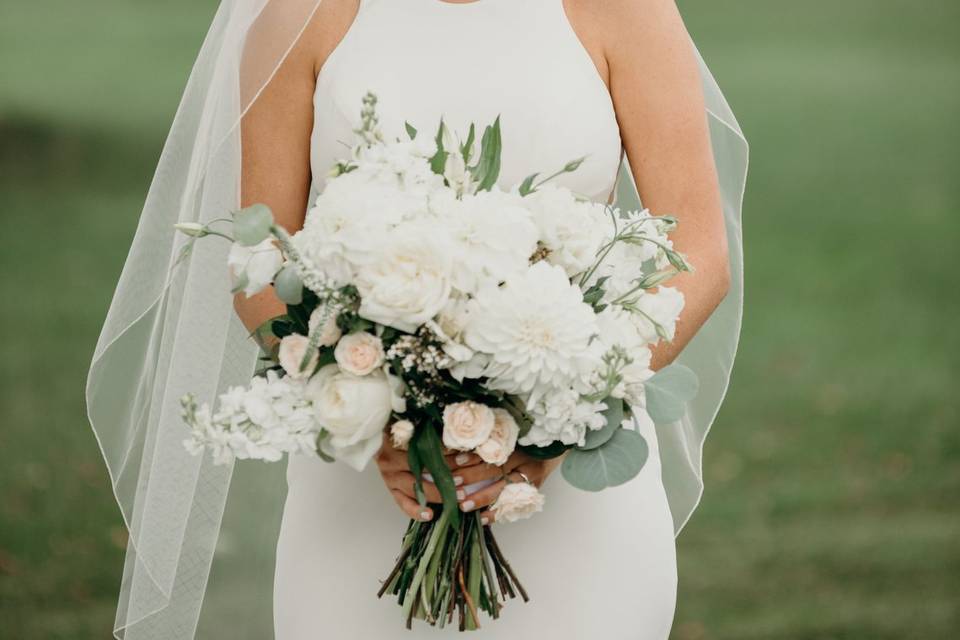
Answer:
xmin=375 ymin=430 xmax=501 ymax=522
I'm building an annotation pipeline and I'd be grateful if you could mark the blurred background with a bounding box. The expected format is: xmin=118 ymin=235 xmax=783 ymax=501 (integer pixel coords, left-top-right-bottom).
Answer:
xmin=1 ymin=0 xmax=957 ymax=638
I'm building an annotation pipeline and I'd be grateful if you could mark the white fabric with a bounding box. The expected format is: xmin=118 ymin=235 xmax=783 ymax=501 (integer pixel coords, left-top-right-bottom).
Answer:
xmin=86 ymin=0 xmax=747 ymax=636
xmin=277 ymin=1 xmax=675 ymax=637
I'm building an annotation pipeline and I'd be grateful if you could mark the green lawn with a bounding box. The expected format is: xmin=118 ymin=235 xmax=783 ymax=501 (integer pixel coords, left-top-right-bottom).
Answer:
xmin=1 ymin=1 xmax=957 ymax=638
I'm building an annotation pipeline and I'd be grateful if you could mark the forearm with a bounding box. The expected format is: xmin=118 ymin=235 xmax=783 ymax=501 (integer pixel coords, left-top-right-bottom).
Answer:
xmin=234 ymin=288 xmax=287 ymax=351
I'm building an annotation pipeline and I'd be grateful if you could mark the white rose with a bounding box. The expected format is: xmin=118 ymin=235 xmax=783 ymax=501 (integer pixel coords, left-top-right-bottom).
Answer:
xmin=491 ymin=482 xmax=545 ymax=523
xmin=308 ymin=307 xmax=342 ymax=347
xmin=442 ymin=401 xmax=496 ymax=451
xmin=390 ymin=419 xmax=415 ymax=450
xmin=305 ymin=364 xmax=394 ymax=471
xmin=278 ymin=334 xmax=319 ymax=379
xmin=227 ymin=238 xmax=283 ymax=297
xmin=354 ymin=228 xmax=453 ymax=332
xmin=334 ymin=331 xmax=385 ymax=376
xmin=475 ymin=409 xmax=519 ymax=466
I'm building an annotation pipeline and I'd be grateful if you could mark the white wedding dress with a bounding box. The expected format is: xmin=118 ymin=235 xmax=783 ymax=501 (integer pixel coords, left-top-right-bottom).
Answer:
xmin=274 ymin=1 xmax=678 ymax=637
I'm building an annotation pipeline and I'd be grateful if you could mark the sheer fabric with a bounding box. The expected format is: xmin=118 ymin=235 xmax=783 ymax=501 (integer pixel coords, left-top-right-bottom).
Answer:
xmin=86 ymin=0 xmax=747 ymax=636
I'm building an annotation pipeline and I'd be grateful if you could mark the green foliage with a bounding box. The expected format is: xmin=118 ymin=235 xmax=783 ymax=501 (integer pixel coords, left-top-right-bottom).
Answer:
xmin=581 ymin=397 xmax=624 ymax=450
xmin=561 ymin=428 xmax=649 ymax=491
xmin=273 ymin=265 xmax=303 ymax=305
xmin=469 ymin=116 xmax=502 ymax=192
xmin=231 ymin=203 xmax=273 ymax=246
xmin=645 ymin=364 xmax=700 ymax=424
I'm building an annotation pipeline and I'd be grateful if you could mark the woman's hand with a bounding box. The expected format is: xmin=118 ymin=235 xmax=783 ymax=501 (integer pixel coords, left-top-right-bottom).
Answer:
xmin=375 ymin=430 xmax=563 ymax=525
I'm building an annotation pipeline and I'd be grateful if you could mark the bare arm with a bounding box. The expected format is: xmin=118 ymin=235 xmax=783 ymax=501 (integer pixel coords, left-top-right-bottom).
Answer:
xmin=235 ymin=0 xmax=360 ymax=339
xmin=571 ymin=0 xmax=730 ymax=369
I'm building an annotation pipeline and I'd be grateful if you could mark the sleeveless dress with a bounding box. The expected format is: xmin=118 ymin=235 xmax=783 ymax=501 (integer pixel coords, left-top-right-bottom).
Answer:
xmin=274 ymin=1 xmax=678 ymax=637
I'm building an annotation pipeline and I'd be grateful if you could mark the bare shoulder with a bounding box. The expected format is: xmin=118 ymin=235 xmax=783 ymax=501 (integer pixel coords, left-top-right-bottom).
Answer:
xmin=564 ymin=0 xmax=689 ymax=66
xmin=298 ymin=0 xmax=362 ymax=75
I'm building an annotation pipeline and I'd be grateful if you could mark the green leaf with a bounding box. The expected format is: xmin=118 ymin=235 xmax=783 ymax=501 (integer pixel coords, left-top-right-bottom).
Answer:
xmin=645 ymin=363 xmax=700 ymax=424
xmin=273 ymin=265 xmax=303 ymax=305
xmin=561 ymin=428 xmax=649 ymax=491
xmin=429 ymin=120 xmax=449 ymax=176
xmin=404 ymin=121 xmax=417 ymax=139
xmin=581 ymin=397 xmax=624 ymax=450
xmin=519 ymin=440 xmax=571 ymax=460
xmin=518 ymin=172 xmax=539 ymax=196
xmin=471 ymin=116 xmax=502 ymax=192
xmin=407 ymin=440 xmax=427 ymax=507
xmin=232 ymin=204 xmax=274 ymax=246
xmin=460 ymin=123 xmax=476 ymax=164
xmin=271 ymin=319 xmax=294 ymax=339
xmin=416 ymin=424 xmax=460 ymax=529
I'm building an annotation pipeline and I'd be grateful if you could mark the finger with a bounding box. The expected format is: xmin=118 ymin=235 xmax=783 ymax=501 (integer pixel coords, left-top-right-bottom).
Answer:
xmin=385 ymin=471 xmax=444 ymax=504
xmin=477 ymin=509 xmax=495 ymax=526
xmin=458 ymin=478 xmax=506 ymax=513
xmin=451 ymin=461 xmax=504 ymax=488
xmin=444 ymin=451 xmax=482 ymax=469
xmin=390 ymin=489 xmax=434 ymax=522
xmin=376 ymin=441 xmax=411 ymax=473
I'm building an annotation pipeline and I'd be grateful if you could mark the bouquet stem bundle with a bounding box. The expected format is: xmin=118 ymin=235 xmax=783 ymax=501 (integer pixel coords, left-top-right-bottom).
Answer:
xmin=379 ymin=509 xmax=528 ymax=631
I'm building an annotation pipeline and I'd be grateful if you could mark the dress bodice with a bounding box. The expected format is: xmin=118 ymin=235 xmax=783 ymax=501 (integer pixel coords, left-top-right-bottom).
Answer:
xmin=309 ymin=0 xmax=623 ymax=202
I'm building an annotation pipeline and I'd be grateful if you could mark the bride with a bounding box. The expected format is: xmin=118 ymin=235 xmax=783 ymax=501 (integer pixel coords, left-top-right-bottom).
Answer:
xmin=86 ymin=0 xmax=747 ymax=638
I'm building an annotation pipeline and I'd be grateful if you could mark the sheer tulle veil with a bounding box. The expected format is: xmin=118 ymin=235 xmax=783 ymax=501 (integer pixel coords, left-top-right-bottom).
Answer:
xmin=85 ymin=0 xmax=747 ymax=636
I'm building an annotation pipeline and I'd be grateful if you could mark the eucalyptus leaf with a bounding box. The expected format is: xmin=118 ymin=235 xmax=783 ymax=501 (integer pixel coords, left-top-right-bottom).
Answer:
xmin=519 ymin=440 xmax=570 ymax=460
xmin=581 ymin=397 xmax=624 ymax=450
xmin=645 ymin=363 xmax=700 ymax=424
xmin=232 ymin=203 xmax=274 ymax=246
xmin=561 ymin=428 xmax=648 ymax=492
xmin=273 ymin=265 xmax=303 ymax=305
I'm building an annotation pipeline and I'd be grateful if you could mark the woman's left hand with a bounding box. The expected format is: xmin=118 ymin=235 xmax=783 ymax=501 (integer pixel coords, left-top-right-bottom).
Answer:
xmin=447 ymin=449 xmax=564 ymax=525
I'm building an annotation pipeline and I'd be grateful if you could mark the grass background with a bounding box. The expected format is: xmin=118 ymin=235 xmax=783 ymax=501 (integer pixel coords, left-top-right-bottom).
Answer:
xmin=1 ymin=0 xmax=957 ymax=638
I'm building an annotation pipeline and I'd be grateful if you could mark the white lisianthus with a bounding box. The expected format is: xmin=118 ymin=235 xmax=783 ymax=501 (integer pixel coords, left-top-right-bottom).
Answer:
xmin=464 ymin=261 xmax=601 ymax=403
xmin=520 ymin=387 xmax=607 ymax=448
xmin=305 ymin=364 xmax=396 ymax=471
xmin=491 ymin=482 xmax=545 ymax=524
xmin=442 ymin=401 xmax=496 ymax=451
xmin=524 ymin=184 xmax=609 ymax=278
xmin=308 ymin=306 xmax=343 ymax=347
xmin=436 ymin=188 xmax=539 ymax=293
xmin=475 ymin=409 xmax=519 ymax=466
xmin=632 ymin=286 xmax=685 ymax=343
xmin=278 ymin=334 xmax=319 ymax=380
xmin=227 ymin=238 xmax=283 ymax=297
xmin=354 ymin=228 xmax=453 ymax=332
xmin=334 ymin=331 xmax=385 ymax=376
xmin=390 ymin=419 xmax=415 ymax=450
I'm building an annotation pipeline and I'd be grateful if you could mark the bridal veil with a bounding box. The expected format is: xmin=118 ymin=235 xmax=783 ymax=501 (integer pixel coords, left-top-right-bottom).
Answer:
xmin=85 ymin=0 xmax=747 ymax=636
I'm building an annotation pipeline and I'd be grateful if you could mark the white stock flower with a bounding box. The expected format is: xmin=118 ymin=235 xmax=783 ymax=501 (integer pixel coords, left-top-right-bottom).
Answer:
xmin=334 ymin=331 xmax=385 ymax=376
xmin=525 ymin=184 xmax=610 ymax=277
xmin=491 ymin=482 xmax=545 ymax=523
xmin=442 ymin=401 xmax=496 ymax=451
xmin=308 ymin=306 xmax=342 ymax=347
xmin=464 ymin=261 xmax=601 ymax=403
xmin=278 ymin=334 xmax=319 ymax=380
xmin=354 ymin=227 xmax=453 ymax=332
xmin=227 ymin=238 xmax=282 ymax=297
xmin=475 ymin=409 xmax=519 ymax=466
xmin=390 ymin=419 xmax=415 ymax=450
xmin=520 ymin=387 xmax=607 ymax=448
xmin=305 ymin=364 xmax=396 ymax=471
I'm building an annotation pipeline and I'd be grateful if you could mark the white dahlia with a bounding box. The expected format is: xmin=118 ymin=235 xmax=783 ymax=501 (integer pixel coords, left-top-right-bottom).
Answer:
xmin=463 ymin=261 xmax=601 ymax=403
xmin=524 ymin=184 xmax=610 ymax=278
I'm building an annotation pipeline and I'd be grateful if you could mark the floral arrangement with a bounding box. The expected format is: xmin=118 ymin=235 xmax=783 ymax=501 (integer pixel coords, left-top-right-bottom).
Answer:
xmin=176 ymin=93 xmax=698 ymax=630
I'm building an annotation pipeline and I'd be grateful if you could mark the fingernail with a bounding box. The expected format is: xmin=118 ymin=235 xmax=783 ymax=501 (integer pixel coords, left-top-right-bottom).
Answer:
xmin=420 ymin=510 xmax=432 ymax=521
xmin=453 ymin=476 xmax=464 ymax=486
xmin=461 ymin=500 xmax=475 ymax=512
xmin=457 ymin=489 xmax=466 ymax=500
xmin=455 ymin=453 xmax=470 ymax=466
xmin=480 ymin=516 xmax=489 ymax=526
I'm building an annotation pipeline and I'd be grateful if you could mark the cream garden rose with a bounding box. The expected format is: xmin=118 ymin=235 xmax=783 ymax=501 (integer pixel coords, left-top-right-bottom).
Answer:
xmin=442 ymin=401 xmax=495 ymax=451
xmin=305 ymin=364 xmax=399 ymax=471
xmin=475 ymin=408 xmax=519 ymax=466
xmin=334 ymin=331 xmax=385 ymax=376
xmin=491 ymin=482 xmax=545 ymax=523
xmin=278 ymin=334 xmax=319 ymax=380
xmin=389 ymin=419 xmax=415 ymax=450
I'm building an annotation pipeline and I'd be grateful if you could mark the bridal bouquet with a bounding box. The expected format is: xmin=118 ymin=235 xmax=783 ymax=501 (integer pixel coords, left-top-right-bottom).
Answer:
xmin=177 ymin=93 xmax=698 ymax=630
